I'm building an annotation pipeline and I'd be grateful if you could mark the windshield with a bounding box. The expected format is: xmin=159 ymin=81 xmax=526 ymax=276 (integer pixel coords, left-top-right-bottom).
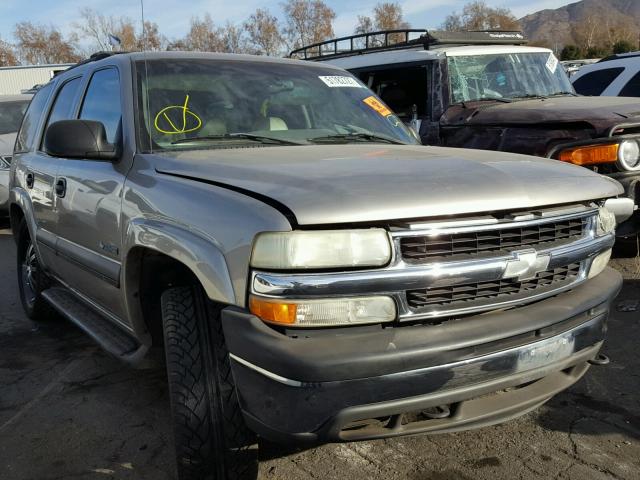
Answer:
xmin=0 ymin=100 xmax=30 ymax=135
xmin=135 ymin=59 xmax=417 ymax=151
xmin=448 ymin=52 xmax=575 ymax=103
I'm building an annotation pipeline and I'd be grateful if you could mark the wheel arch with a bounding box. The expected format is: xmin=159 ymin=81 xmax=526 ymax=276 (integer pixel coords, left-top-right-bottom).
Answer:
xmin=123 ymin=218 xmax=237 ymax=346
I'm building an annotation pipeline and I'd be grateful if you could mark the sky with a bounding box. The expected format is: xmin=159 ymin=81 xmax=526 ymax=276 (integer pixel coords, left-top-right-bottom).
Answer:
xmin=1 ymin=0 xmax=577 ymax=43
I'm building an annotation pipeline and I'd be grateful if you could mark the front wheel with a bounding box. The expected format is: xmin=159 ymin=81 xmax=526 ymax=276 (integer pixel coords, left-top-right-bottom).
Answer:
xmin=16 ymin=219 xmax=55 ymax=321
xmin=161 ymin=286 xmax=258 ymax=480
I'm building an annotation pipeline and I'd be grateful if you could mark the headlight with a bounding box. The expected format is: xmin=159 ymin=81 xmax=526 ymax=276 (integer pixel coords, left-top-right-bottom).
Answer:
xmin=251 ymin=229 xmax=392 ymax=270
xmin=0 ymin=156 xmax=10 ymax=169
xmin=588 ymin=249 xmax=611 ymax=279
xmin=617 ymin=140 xmax=640 ymax=171
xmin=249 ymin=295 xmax=396 ymax=327
xmin=597 ymin=207 xmax=617 ymax=236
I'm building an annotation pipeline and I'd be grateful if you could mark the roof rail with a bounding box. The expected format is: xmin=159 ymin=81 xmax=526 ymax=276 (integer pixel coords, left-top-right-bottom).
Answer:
xmin=290 ymin=30 xmax=527 ymax=61
xmin=598 ymin=51 xmax=640 ymax=63
xmin=65 ymin=51 xmax=129 ymax=73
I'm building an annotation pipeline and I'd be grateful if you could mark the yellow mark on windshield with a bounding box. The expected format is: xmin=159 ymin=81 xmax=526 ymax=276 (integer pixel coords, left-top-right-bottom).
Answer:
xmin=154 ymin=94 xmax=202 ymax=134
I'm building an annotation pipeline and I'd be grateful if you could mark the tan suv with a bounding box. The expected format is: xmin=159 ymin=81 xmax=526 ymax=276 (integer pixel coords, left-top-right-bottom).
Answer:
xmin=9 ymin=51 xmax=632 ymax=480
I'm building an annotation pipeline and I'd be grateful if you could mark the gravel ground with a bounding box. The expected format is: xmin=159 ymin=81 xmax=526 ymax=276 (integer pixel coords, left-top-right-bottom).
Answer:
xmin=0 ymin=222 xmax=639 ymax=480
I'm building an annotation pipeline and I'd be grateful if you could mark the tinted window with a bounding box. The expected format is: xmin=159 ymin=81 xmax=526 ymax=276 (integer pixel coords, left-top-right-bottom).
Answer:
xmin=45 ymin=77 xmax=82 ymax=129
xmin=360 ymin=66 xmax=429 ymax=121
xmin=80 ymin=68 xmax=122 ymax=143
xmin=573 ymin=68 xmax=624 ymax=96
xmin=619 ymin=70 xmax=640 ymax=97
xmin=15 ymin=83 xmax=52 ymax=153
xmin=0 ymin=100 xmax=30 ymax=135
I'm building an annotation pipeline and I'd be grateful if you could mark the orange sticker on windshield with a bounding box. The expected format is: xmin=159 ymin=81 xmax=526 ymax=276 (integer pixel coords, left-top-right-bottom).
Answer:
xmin=363 ymin=96 xmax=392 ymax=117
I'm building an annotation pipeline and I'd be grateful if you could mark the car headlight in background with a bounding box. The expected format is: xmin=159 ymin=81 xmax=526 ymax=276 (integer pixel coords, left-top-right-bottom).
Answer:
xmin=616 ymin=140 xmax=640 ymax=171
xmin=249 ymin=295 xmax=396 ymax=327
xmin=597 ymin=206 xmax=617 ymax=236
xmin=250 ymin=229 xmax=392 ymax=270
xmin=0 ymin=156 xmax=10 ymax=169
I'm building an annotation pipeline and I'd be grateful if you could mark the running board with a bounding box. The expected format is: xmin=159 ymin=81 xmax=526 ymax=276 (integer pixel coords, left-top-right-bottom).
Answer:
xmin=42 ymin=287 xmax=147 ymax=364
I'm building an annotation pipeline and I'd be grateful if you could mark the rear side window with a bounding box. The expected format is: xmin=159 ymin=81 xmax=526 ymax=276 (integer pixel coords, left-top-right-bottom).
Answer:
xmin=43 ymin=77 xmax=82 ymax=136
xmin=619 ymin=70 xmax=640 ymax=97
xmin=80 ymin=68 xmax=122 ymax=143
xmin=573 ymin=68 xmax=624 ymax=96
xmin=15 ymin=83 xmax=52 ymax=153
xmin=359 ymin=66 xmax=429 ymax=121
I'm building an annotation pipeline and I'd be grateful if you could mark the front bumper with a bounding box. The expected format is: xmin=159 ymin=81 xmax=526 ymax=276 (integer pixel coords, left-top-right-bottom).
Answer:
xmin=222 ymin=267 xmax=622 ymax=444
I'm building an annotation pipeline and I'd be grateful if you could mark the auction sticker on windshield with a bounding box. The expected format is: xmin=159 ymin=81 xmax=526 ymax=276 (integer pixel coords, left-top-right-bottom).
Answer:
xmin=318 ymin=76 xmax=363 ymax=88
xmin=363 ymin=96 xmax=392 ymax=117
xmin=545 ymin=54 xmax=559 ymax=74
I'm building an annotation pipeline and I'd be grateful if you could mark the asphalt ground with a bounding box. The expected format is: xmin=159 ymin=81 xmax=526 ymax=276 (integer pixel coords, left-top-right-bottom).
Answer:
xmin=0 ymin=220 xmax=639 ymax=480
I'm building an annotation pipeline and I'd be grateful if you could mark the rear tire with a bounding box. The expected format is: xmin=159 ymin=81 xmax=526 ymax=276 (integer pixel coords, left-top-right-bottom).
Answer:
xmin=16 ymin=219 xmax=55 ymax=321
xmin=161 ymin=286 xmax=258 ymax=480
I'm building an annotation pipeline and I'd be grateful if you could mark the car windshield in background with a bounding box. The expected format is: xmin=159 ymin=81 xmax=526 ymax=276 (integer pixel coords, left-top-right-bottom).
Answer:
xmin=448 ymin=53 xmax=575 ymax=104
xmin=0 ymin=100 xmax=30 ymax=135
xmin=135 ymin=59 xmax=418 ymax=151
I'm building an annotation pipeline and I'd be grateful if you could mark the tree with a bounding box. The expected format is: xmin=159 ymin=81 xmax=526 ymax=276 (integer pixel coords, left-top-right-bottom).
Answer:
xmin=0 ymin=37 xmax=18 ymax=66
xmin=354 ymin=3 xmax=410 ymax=46
xmin=178 ymin=14 xmax=225 ymax=51
xmin=282 ymin=0 xmax=336 ymax=51
xmin=585 ymin=46 xmax=610 ymax=59
xmin=442 ymin=1 xmax=520 ymax=32
xmin=14 ymin=22 xmax=80 ymax=64
xmin=220 ymin=22 xmax=248 ymax=54
xmin=355 ymin=15 xmax=375 ymax=35
xmin=74 ymin=8 xmax=164 ymax=53
xmin=560 ymin=44 xmax=582 ymax=61
xmin=372 ymin=3 xmax=409 ymax=31
xmin=244 ymin=8 xmax=283 ymax=56
xmin=613 ymin=40 xmax=636 ymax=55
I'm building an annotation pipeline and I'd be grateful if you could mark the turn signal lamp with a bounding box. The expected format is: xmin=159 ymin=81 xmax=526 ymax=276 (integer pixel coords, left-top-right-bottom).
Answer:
xmin=558 ymin=144 xmax=619 ymax=166
xmin=249 ymin=295 xmax=396 ymax=328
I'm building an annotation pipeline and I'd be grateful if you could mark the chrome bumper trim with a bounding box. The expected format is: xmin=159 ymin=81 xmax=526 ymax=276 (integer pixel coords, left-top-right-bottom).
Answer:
xmin=252 ymin=232 xmax=614 ymax=320
xmin=229 ymin=314 xmax=604 ymax=388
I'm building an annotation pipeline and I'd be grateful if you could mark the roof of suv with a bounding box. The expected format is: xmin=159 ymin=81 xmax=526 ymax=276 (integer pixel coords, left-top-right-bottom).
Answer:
xmin=322 ymin=45 xmax=552 ymax=70
xmin=53 ymin=50 xmax=346 ymax=85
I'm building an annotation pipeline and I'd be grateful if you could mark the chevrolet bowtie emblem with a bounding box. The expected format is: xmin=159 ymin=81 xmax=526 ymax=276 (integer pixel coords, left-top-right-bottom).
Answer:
xmin=503 ymin=249 xmax=551 ymax=281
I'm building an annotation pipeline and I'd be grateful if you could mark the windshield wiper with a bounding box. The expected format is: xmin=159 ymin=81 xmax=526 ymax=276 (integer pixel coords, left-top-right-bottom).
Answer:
xmin=457 ymin=98 xmax=512 ymax=107
xmin=171 ymin=133 xmax=302 ymax=146
xmin=307 ymin=133 xmax=406 ymax=145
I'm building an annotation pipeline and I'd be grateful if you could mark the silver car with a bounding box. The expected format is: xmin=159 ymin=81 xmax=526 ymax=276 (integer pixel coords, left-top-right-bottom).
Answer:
xmin=0 ymin=94 xmax=31 ymax=216
xmin=8 ymin=52 xmax=632 ymax=480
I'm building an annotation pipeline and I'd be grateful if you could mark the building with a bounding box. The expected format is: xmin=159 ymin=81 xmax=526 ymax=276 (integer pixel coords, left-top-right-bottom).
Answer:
xmin=0 ymin=64 xmax=73 ymax=95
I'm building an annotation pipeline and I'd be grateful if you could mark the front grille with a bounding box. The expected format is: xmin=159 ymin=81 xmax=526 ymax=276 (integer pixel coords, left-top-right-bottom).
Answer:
xmin=407 ymin=263 xmax=581 ymax=309
xmin=401 ymin=217 xmax=586 ymax=261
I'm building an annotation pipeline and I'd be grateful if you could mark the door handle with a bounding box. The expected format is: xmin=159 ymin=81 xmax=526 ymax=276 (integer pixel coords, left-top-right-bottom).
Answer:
xmin=55 ymin=178 xmax=67 ymax=198
xmin=25 ymin=172 xmax=34 ymax=189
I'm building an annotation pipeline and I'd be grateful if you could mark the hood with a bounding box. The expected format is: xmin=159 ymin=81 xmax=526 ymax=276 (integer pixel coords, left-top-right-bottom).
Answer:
xmin=151 ymin=144 xmax=622 ymax=225
xmin=0 ymin=133 xmax=17 ymax=155
xmin=443 ymin=96 xmax=640 ymax=132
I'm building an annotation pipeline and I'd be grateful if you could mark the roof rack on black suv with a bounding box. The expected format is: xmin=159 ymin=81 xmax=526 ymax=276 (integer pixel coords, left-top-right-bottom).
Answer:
xmin=290 ymin=29 xmax=527 ymax=60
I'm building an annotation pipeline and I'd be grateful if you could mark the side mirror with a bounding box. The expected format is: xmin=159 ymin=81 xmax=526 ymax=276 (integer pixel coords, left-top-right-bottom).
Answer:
xmin=44 ymin=120 xmax=120 ymax=161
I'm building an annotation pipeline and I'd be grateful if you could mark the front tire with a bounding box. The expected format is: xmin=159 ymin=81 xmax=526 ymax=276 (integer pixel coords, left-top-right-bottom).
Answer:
xmin=16 ymin=219 xmax=55 ymax=321
xmin=161 ymin=286 xmax=258 ymax=480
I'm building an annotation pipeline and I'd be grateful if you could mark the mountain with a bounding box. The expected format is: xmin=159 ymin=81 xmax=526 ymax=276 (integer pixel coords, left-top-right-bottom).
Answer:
xmin=519 ymin=0 xmax=640 ymax=49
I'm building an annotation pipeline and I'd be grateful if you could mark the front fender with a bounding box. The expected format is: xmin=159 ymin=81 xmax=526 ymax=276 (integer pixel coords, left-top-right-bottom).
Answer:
xmin=123 ymin=217 xmax=236 ymax=304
